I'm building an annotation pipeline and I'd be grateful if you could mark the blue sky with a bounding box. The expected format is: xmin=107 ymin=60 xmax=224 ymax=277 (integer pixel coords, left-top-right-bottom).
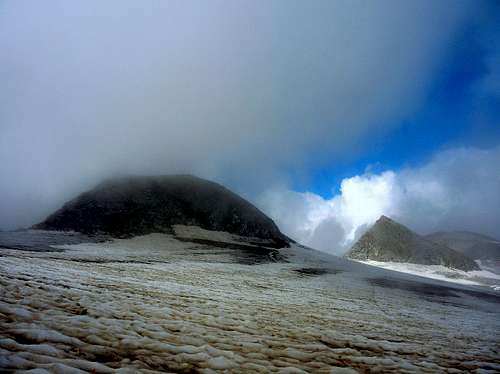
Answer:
xmin=300 ymin=11 xmax=500 ymax=198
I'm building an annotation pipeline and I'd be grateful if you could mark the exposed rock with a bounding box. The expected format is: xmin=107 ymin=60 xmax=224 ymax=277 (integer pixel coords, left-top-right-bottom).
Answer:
xmin=34 ymin=175 xmax=290 ymax=247
xmin=345 ymin=215 xmax=479 ymax=271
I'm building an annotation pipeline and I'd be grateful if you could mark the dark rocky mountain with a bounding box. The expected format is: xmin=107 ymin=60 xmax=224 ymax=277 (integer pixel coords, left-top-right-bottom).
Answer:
xmin=345 ymin=216 xmax=479 ymax=271
xmin=425 ymin=231 xmax=500 ymax=260
xmin=35 ymin=175 xmax=290 ymax=248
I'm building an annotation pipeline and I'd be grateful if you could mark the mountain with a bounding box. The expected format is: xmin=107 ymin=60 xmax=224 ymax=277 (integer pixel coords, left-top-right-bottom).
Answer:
xmin=345 ymin=215 xmax=479 ymax=271
xmin=425 ymin=231 xmax=500 ymax=260
xmin=34 ymin=175 xmax=290 ymax=247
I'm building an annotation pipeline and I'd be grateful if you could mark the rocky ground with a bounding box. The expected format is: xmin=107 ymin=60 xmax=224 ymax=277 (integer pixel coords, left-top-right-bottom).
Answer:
xmin=0 ymin=228 xmax=499 ymax=373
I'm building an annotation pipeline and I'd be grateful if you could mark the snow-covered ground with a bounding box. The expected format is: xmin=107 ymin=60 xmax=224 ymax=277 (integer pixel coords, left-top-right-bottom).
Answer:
xmin=356 ymin=260 xmax=500 ymax=291
xmin=476 ymin=259 xmax=500 ymax=276
xmin=1 ymin=229 xmax=499 ymax=373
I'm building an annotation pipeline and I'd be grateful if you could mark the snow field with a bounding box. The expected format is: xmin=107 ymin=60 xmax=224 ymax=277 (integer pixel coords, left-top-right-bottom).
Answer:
xmin=1 ymin=232 xmax=499 ymax=373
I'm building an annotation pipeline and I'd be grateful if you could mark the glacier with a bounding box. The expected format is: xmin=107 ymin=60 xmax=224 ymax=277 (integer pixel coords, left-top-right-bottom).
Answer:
xmin=0 ymin=227 xmax=499 ymax=373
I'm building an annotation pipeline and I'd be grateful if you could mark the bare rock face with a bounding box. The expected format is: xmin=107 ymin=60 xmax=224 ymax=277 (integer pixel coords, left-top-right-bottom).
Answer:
xmin=35 ymin=175 xmax=290 ymax=248
xmin=345 ymin=216 xmax=479 ymax=271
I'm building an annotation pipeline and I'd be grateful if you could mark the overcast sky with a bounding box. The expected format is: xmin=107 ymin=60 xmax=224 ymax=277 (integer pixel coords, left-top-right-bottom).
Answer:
xmin=1 ymin=1 xmax=499 ymax=252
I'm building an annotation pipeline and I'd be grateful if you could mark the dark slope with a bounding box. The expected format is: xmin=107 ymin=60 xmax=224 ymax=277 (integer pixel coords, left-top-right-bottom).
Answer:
xmin=345 ymin=216 xmax=479 ymax=271
xmin=425 ymin=231 xmax=500 ymax=260
xmin=35 ymin=175 xmax=290 ymax=247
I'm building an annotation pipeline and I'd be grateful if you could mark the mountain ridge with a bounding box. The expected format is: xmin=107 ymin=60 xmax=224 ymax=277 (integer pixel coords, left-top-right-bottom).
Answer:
xmin=34 ymin=175 xmax=290 ymax=248
xmin=425 ymin=231 xmax=500 ymax=260
xmin=345 ymin=215 xmax=479 ymax=271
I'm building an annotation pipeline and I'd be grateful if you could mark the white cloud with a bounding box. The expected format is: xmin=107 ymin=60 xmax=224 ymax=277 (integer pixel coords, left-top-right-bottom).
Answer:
xmin=259 ymin=146 xmax=500 ymax=254
xmin=258 ymin=171 xmax=400 ymax=254
xmin=336 ymin=172 xmax=399 ymax=241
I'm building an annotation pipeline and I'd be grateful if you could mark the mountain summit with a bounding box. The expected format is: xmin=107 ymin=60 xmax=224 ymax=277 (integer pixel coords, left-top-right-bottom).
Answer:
xmin=345 ymin=215 xmax=479 ymax=271
xmin=35 ymin=175 xmax=290 ymax=247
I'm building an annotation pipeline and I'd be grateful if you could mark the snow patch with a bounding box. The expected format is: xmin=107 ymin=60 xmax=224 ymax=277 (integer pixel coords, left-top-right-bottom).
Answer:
xmin=357 ymin=260 xmax=500 ymax=288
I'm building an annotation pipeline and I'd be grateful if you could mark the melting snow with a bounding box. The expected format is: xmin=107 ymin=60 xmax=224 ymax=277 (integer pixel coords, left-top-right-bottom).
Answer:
xmin=357 ymin=259 xmax=500 ymax=289
xmin=0 ymin=230 xmax=499 ymax=373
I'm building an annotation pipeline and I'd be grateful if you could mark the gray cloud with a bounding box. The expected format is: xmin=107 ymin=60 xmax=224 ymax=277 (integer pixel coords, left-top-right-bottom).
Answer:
xmin=397 ymin=146 xmax=500 ymax=236
xmin=0 ymin=1 xmax=479 ymax=229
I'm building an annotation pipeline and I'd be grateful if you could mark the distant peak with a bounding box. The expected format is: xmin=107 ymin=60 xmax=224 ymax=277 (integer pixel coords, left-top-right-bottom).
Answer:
xmin=346 ymin=214 xmax=480 ymax=271
xmin=372 ymin=215 xmax=408 ymax=232
xmin=377 ymin=215 xmax=394 ymax=223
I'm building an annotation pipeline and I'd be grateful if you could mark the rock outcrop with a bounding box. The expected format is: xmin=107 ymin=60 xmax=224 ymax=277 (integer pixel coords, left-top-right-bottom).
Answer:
xmin=35 ymin=175 xmax=290 ymax=247
xmin=345 ymin=216 xmax=479 ymax=271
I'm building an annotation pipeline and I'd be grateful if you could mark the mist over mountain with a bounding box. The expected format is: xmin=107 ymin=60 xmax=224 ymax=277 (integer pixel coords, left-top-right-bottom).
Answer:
xmin=2 ymin=0 xmax=498 ymax=235
xmin=35 ymin=175 xmax=290 ymax=248
xmin=426 ymin=231 xmax=500 ymax=260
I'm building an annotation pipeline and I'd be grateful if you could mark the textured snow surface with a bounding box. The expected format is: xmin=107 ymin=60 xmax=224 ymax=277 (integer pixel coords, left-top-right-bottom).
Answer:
xmin=1 ymin=230 xmax=499 ymax=373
